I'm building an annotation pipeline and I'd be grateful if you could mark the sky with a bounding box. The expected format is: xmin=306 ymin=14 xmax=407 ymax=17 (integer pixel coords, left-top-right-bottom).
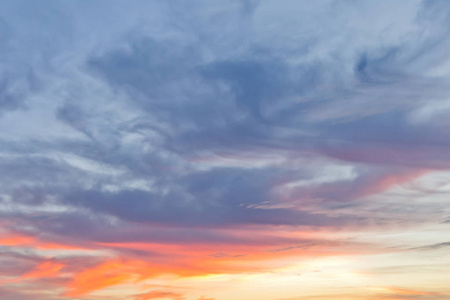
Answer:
xmin=1 ymin=0 xmax=450 ymax=299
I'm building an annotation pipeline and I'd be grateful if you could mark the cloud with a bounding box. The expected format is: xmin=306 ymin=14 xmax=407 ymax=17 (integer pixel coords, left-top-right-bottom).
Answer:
xmin=1 ymin=0 xmax=450 ymax=299
xmin=135 ymin=290 xmax=186 ymax=300
xmin=64 ymin=259 xmax=135 ymax=297
xmin=413 ymin=241 xmax=450 ymax=251
xmin=21 ymin=260 xmax=64 ymax=280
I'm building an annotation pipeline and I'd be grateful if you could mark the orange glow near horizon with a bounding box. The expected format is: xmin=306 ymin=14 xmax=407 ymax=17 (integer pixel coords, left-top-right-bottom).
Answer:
xmin=65 ymin=260 xmax=135 ymax=297
xmin=1 ymin=211 xmax=449 ymax=300
xmin=3 ymin=222 xmax=449 ymax=300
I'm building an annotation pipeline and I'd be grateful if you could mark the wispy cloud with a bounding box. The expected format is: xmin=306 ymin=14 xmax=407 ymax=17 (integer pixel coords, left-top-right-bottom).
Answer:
xmin=1 ymin=0 xmax=450 ymax=299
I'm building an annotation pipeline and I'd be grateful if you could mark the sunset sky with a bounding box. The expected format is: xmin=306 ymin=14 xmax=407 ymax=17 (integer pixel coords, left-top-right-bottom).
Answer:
xmin=1 ymin=1 xmax=450 ymax=299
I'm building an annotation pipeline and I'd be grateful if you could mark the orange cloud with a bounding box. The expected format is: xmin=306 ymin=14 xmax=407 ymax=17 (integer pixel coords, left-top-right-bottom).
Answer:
xmin=134 ymin=290 xmax=185 ymax=300
xmin=64 ymin=253 xmax=249 ymax=298
xmin=22 ymin=260 xmax=64 ymax=279
xmin=383 ymin=287 xmax=440 ymax=296
xmin=94 ymin=233 xmax=369 ymax=280
xmin=0 ymin=233 xmax=34 ymax=246
xmin=361 ymin=169 xmax=429 ymax=197
xmin=0 ymin=232 xmax=88 ymax=251
xmin=64 ymin=259 xmax=135 ymax=297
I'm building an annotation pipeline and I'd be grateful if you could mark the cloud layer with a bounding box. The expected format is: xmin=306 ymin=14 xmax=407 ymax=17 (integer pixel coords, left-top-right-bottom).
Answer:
xmin=1 ymin=0 xmax=450 ymax=299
